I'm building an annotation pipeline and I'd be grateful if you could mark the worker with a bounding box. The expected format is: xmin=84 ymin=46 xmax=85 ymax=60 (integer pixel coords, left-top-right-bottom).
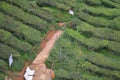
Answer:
xmin=50 ymin=69 xmax=55 ymax=80
xmin=69 ymin=9 xmax=74 ymax=15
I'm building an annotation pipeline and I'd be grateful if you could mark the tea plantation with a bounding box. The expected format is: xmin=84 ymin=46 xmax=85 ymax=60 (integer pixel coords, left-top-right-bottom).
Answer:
xmin=0 ymin=0 xmax=120 ymax=80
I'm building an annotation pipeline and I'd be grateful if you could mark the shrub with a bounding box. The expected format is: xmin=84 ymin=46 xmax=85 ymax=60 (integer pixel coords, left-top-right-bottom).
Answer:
xmin=0 ymin=29 xmax=33 ymax=52
xmin=65 ymin=28 xmax=105 ymax=48
xmin=45 ymin=34 xmax=85 ymax=80
xmin=78 ymin=11 xmax=109 ymax=27
xmin=85 ymin=53 xmax=120 ymax=71
xmin=82 ymin=61 xmax=120 ymax=79
xmin=82 ymin=73 xmax=107 ymax=80
xmin=46 ymin=33 xmax=118 ymax=80
xmin=82 ymin=6 xmax=120 ymax=18
xmin=5 ymin=0 xmax=27 ymax=9
xmin=65 ymin=28 xmax=120 ymax=53
xmin=0 ymin=1 xmax=47 ymax=31
xmin=28 ymin=2 xmax=55 ymax=22
xmin=37 ymin=0 xmax=70 ymax=11
xmin=0 ymin=12 xmax=41 ymax=44
xmin=76 ymin=22 xmax=120 ymax=42
xmin=0 ymin=59 xmax=8 ymax=69
xmin=28 ymin=7 xmax=54 ymax=23
xmin=109 ymin=41 xmax=120 ymax=54
xmin=9 ymin=58 xmax=24 ymax=71
xmin=82 ymin=0 xmax=102 ymax=6
xmin=102 ymin=0 xmax=120 ymax=9
xmin=55 ymin=69 xmax=71 ymax=79
xmin=112 ymin=16 xmax=120 ymax=30
xmin=57 ymin=0 xmax=80 ymax=11
xmin=0 ymin=43 xmax=21 ymax=59
xmin=111 ymin=0 xmax=120 ymax=4
xmin=0 ymin=72 xmax=6 ymax=80
xmin=77 ymin=11 xmax=120 ymax=30
xmin=42 ymin=7 xmax=72 ymax=22
xmin=5 ymin=0 xmax=54 ymax=23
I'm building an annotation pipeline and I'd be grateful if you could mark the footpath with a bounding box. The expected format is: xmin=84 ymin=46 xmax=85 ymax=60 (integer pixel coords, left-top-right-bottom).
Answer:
xmin=29 ymin=23 xmax=64 ymax=80
xmin=30 ymin=30 xmax=63 ymax=80
xmin=9 ymin=23 xmax=65 ymax=80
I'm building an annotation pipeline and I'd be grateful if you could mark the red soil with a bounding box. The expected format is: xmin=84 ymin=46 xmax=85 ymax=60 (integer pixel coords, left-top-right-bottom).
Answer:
xmin=31 ymin=30 xmax=63 ymax=80
xmin=10 ymin=23 xmax=64 ymax=80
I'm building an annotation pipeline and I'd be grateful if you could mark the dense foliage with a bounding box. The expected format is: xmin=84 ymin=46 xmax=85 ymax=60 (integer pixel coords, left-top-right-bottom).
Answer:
xmin=0 ymin=0 xmax=120 ymax=80
xmin=45 ymin=0 xmax=120 ymax=80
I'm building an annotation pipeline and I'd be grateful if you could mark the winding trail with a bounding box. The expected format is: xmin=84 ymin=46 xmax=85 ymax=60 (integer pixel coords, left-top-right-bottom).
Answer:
xmin=29 ymin=29 xmax=63 ymax=80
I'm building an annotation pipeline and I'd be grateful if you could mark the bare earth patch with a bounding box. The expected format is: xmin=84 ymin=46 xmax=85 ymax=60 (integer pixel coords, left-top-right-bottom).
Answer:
xmin=30 ymin=30 xmax=63 ymax=80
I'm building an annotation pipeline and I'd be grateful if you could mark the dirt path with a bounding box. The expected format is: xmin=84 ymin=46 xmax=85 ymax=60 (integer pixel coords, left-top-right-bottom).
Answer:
xmin=29 ymin=30 xmax=63 ymax=80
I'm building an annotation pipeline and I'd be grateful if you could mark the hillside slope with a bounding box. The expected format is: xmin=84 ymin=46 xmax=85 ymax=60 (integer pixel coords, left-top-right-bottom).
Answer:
xmin=0 ymin=0 xmax=120 ymax=80
xmin=42 ymin=0 xmax=120 ymax=80
xmin=0 ymin=0 xmax=72 ymax=79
